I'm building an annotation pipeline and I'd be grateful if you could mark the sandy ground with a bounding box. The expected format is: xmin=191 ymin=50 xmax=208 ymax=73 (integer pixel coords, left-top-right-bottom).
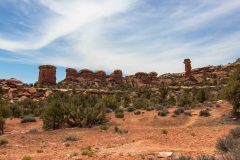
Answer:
xmin=0 ymin=101 xmax=238 ymax=160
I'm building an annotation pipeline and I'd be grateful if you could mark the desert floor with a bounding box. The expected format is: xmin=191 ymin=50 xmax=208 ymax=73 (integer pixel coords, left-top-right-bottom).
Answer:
xmin=0 ymin=101 xmax=238 ymax=160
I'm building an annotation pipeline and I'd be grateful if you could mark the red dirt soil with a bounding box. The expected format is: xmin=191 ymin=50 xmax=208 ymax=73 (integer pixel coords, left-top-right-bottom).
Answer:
xmin=0 ymin=101 xmax=238 ymax=160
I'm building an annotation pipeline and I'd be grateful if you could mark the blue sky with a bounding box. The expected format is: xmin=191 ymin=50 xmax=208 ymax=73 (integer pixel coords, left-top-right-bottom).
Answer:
xmin=0 ymin=0 xmax=239 ymax=83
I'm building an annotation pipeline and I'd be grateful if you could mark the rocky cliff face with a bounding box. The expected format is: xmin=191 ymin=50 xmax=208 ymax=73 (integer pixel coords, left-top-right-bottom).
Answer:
xmin=38 ymin=65 xmax=56 ymax=85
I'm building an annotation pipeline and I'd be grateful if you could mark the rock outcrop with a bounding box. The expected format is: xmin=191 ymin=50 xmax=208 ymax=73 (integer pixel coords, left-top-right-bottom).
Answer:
xmin=38 ymin=65 xmax=56 ymax=85
xmin=108 ymin=70 xmax=123 ymax=85
xmin=95 ymin=70 xmax=107 ymax=81
xmin=66 ymin=68 xmax=77 ymax=81
xmin=78 ymin=69 xmax=95 ymax=81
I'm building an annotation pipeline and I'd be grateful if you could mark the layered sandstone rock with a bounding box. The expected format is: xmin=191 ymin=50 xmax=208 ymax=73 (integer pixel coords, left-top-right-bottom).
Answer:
xmin=38 ymin=65 xmax=56 ymax=85
xmin=95 ymin=70 xmax=107 ymax=81
xmin=108 ymin=69 xmax=123 ymax=85
xmin=78 ymin=69 xmax=95 ymax=80
xmin=66 ymin=68 xmax=77 ymax=81
xmin=184 ymin=59 xmax=192 ymax=78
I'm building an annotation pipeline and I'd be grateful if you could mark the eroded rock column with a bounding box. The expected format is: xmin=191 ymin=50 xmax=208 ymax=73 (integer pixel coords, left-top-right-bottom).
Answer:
xmin=184 ymin=59 xmax=192 ymax=78
xmin=38 ymin=65 xmax=56 ymax=85
xmin=66 ymin=68 xmax=77 ymax=81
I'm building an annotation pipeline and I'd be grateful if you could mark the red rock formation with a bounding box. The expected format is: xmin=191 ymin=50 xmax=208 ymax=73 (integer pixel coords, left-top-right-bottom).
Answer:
xmin=66 ymin=68 xmax=77 ymax=81
xmin=184 ymin=59 xmax=192 ymax=78
xmin=148 ymin=72 xmax=158 ymax=84
xmin=135 ymin=72 xmax=149 ymax=84
xmin=78 ymin=69 xmax=94 ymax=80
xmin=95 ymin=70 xmax=107 ymax=81
xmin=38 ymin=65 xmax=56 ymax=85
xmin=109 ymin=69 xmax=123 ymax=85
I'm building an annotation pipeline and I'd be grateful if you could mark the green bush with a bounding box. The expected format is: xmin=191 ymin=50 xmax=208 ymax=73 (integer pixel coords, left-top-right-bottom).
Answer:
xmin=21 ymin=115 xmax=36 ymax=123
xmin=127 ymin=107 xmax=135 ymax=112
xmin=115 ymin=109 xmax=124 ymax=118
xmin=158 ymin=109 xmax=169 ymax=117
xmin=216 ymin=127 xmax=240 ymax=159
xmin=133 ymin=98 xmax=149 ymax=109
xmin=0 ymin=100 xmax=11 ymax=118
xmin=173 ymin=155 xmax=192 ymax=160
xmin=134 ymin=110 xmax=141 ymax=115
xmin=22 ymin=156 xmax=32 ymax=160
xmin=197 ymin=155 xmax=216 ymax=160
xmin=100 ymin=124 xmax=109 ymax=131
xmin=194 ymin=89 xmax=208 ymax=103
xmin=0 ymin=136 xmax=8 ymax=145
xmin=199 ymin=109 xmax=211 ymax=117
xmin=221 ymin=66 xmax=240 ymax=118
xmin=62 ymin=135 xmax=79 ymax=142
xmin=174 ymin=108 xmax=185 ymax=115
xmin=82 ymin=146 xmax=93 ymax=157
xmin=43 ymin=92 xmax=106 ymax=130
xmin=178 ymin=92 xmax=193 ymax=107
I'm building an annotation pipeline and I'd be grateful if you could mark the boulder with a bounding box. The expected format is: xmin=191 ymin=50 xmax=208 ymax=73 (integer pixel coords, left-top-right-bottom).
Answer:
xmin=158 ymin=152 xmax=173 ymax=158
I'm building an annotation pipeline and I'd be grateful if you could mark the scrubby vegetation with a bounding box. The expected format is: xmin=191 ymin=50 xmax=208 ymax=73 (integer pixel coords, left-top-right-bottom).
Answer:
xmin=0 ymin=136 xmax=8 ymax=145
xmin=21 ymin=115 xmax=37 ymax=123
xmin=221 ymin=65 xmax=240 ymax=118
xmin=216 ymin=127 xmax=240 ymax=159
xmin=43 ymin=92 xmax=109 ymax=130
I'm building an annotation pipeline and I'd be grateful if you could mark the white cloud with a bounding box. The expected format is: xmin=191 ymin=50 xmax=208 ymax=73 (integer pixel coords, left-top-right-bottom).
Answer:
xmin=0 ymin=0 xmax=240 ymax=76
xmin=0 ymin=0 xmax=136 ymax=51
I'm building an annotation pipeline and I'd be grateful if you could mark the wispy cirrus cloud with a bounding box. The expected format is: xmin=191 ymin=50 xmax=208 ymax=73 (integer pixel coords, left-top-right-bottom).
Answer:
xmin=0 ymin=0 xmax=240 ymax=78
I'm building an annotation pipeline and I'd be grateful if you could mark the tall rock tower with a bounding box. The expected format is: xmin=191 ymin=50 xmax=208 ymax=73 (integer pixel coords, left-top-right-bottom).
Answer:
xmin=38 ymin=65 xmax=56 ymax=85
xmin=184 ymin=59 xmax=192 ymax=78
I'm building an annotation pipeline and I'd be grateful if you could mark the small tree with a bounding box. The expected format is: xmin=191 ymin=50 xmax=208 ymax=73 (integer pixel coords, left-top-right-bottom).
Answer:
xmin=221 ymin=65 xmax=240 ymax=118
xmin=43 ymin=100 xmax=66 ymax=130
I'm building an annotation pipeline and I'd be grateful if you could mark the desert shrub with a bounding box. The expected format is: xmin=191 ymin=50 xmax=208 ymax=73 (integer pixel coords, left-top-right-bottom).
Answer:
xmin=221 ymin=65 xmax=240 ymax=118
xmin=216 ymin=127 xmax=240 ymax=159
xmin=21 ymin=115 xmax=36 ymax=123
xmin=9 ymin=103 xmax=22 ymax=118
xmin=0 ymin=87 xmax=3 ymax=95
xmin=134 ymin=110 xmax=141 ymax=115
xmin=0 ymin=116 xmax=5 ymax=135
xmin=146 ymin=106 xmax=154 ymax=111
xmin=177 ymin=92 xmax=193 ymax=107
xmin=199 ymin=109 xmax=211 ymax=117
xmin=173 ymin=155 xmax=192 ymax=160
xmin=100 ymin=124 xmax=109 ymax=131
xmin=174 ymin=108 xmax=185 ymax=115
xmin=22 ymin=156 xmax=32 ymax=160
xmin=0 ymin=136 xmax=8 ymax=145
xmin=161 ymin=129 xmax=168 ymax=134
xmin=43 ymin=92 xmax=106 ymax=130
xmin=0 ymin=100 xmax=11 ymax=118
xmin=114 ymin=126 xmax=128 ymax=134
xmin=194 ymin=89 xmax=208 ymax=103
xmin=197 ymin=155 xmax=216 ymax=160
xmin=18 ymin=98 xmax=43 ymax=116
xmin=43 ymin=100 xmax=65 ymax=130
xmin=133 ymin=98 xmax=149 ymax=109
xmin=230 ymin=127 xmax=240 ymax=139
xmin=82 ymin=146 xmax=93 ymax=157
xmin=158 ymin=109 xmax=169 ymax=117
xmin=101 ymin=96 xmax=118 ymax=110
xmin=167 ymin=95 xmax=176 ymax=106
xmin=62 ymin=135 xmax=79 ymax=142
xmin=127 ymin=107 xmax=135 ymax=112
xmin=184 ymin=111 xmax=192 ymax=116
xmin=123 ymin=96 xmax=131 ymax=108
xmin=115 ymin=109 xmax=124 ymax=118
